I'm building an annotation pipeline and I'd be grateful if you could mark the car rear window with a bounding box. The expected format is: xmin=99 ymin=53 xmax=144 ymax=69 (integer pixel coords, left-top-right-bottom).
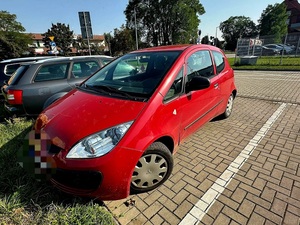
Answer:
xmin=5 ymin=63 xmax=21 ymax=76
xmin=7 ymin=65 xmax=30 ymax=85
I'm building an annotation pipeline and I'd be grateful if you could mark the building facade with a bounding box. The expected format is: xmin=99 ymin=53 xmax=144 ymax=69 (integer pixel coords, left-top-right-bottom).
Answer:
xmin=29 ymin=33 xmax=108 ymax=55
xmin=285 ymin=0 xmax=300 ymax=33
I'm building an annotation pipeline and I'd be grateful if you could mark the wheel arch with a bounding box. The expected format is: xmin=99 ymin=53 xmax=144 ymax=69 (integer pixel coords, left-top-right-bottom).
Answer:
xmin=232 ymin=89 xmax=237 ymax=98
xmin=154 ymin=135 xmax=175 ymax=154
xmin=43 ymin=92 xmax=68 ymax=109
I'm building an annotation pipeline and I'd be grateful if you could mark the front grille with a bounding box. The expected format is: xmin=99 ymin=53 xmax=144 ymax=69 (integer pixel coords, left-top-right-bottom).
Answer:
xmin=51 ymin=169 xmax=102 ymax=191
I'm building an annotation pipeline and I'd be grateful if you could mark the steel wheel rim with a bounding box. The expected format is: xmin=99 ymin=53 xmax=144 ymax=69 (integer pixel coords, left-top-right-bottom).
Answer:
xmin=131 ymin=153 xmax=168 ymax=189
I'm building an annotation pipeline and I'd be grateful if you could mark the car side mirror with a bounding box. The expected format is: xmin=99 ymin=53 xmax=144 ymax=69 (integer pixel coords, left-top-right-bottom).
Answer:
xmin=186 ymin=76 xmax=210 ymax=92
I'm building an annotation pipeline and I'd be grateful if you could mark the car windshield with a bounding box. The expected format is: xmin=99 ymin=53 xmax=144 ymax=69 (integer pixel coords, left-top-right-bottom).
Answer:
xmin=82 ymin=51 xmax=181 ymax=100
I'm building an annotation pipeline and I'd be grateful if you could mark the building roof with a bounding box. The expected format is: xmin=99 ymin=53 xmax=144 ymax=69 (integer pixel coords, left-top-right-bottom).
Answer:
xmin=285 ymin=0 xmax=300 ymax=11
xmin=28 ymin=33 xmax=105 ymax=41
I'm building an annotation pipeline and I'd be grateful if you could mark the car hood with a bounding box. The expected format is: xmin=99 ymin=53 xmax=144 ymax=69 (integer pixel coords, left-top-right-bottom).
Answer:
xmin=34 ymin=89 xmax=147 ymax=151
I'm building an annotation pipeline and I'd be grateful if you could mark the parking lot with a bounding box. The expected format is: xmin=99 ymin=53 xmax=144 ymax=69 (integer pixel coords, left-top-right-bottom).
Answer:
xmin=105 ymin=70 xmax=300 ymax=225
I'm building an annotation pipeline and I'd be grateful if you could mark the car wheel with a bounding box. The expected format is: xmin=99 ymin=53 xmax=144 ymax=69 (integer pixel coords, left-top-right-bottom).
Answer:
xmin=221 ymin=93 xmax=234 ymax=119
xmin=130 ymin=142 xmax=173 ymax=194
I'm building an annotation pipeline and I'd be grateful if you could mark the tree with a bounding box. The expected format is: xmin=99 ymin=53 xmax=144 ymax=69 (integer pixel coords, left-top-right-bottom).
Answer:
xmin=0 ymin=11 xmax=32 ymax=59
xmin=258 ymin=3 xmax=288 ymax=43
xmin=201 ymin=35 xmax=209 ymax=44
xmin=124 ymin=0 xmax=205 ymax=46
xmin=219 ymin=16 xmax=258 ymax=51
xmin=109 ymin=25 xmax=136 ymax=56
xmin=43 ymin=23 xmax=74 ymax=55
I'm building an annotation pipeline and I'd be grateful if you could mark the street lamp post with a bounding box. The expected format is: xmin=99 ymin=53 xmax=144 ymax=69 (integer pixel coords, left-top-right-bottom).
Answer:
xmin=134 ymin=8 xmax=138 ymax=50
xmin=215 ymin=26 xmax=219 ymax=46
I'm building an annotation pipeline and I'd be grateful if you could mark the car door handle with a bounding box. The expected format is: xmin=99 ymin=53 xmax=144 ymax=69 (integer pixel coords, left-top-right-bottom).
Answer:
xmin=214 ymin=83 xmax=219 ymax=89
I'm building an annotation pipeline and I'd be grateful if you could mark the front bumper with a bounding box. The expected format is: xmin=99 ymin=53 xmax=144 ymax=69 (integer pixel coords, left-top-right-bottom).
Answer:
xmin=20 ymin=130 xmax=143 ymax=200
xmin=51 ymin=169 xmax=102 ymax=194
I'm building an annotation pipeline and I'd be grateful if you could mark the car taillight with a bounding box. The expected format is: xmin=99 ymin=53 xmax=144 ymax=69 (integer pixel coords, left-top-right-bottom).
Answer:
xmin=7 ymin=90 xmax=23 ymax=105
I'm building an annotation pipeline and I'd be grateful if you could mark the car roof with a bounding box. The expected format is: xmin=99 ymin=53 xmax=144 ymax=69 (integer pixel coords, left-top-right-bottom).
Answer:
xmin=132 ymin=44 xmax=221 ymax=53
xmin=19 ymin=55 xmax=113 ymax=65
xmin=0 ymin=56 xmax=57 ymax=64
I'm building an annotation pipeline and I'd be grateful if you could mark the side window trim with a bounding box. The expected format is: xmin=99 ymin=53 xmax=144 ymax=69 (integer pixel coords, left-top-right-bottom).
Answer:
xmin=163 ymin=67 xmax=184 ymax=103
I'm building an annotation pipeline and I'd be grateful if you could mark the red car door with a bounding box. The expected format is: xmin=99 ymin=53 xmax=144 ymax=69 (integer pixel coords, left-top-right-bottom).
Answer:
xmin=179 ymin=49 xmax=221 ymax=140
xmin=211 ymin=50 xmax=235 ymax=110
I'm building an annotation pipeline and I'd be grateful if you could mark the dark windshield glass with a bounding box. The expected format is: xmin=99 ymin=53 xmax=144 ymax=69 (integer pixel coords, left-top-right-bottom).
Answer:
xmin=83 ymin=51 xmax=181 ymax=99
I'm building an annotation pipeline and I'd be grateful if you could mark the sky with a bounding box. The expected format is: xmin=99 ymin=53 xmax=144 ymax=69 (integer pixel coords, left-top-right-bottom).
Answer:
xmin=1 ymin=0 xmax=283 ymax=40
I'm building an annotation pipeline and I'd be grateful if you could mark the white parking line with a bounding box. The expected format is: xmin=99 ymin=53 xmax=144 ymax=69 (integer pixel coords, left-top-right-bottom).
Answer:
xmin=179 ymin=103 xmax=287 ymax=225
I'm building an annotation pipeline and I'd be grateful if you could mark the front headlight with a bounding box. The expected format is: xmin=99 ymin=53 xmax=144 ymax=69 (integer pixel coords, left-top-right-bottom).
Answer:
xmin=67 ymin=121 xmax=133 ymax=159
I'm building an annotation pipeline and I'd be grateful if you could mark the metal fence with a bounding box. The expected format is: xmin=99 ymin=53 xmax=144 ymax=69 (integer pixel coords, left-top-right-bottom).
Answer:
xmin=235 ymin=33 xmax=300 ymax=64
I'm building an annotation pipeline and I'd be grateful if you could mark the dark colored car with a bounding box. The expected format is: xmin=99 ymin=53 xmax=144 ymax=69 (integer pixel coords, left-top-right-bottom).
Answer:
xmin=0 ymin=56 xmax=57 ymax=86
xmin=22 ymin=44 xmax=237 ymax=200
xmin=1 ymin=55 xmax=113 ymax=116
xmin=0 ymin=56 xmax=58 ymax=100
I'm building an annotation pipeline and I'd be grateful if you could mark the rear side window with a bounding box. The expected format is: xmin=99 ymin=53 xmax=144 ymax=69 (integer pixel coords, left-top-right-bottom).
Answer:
xmin=7 ymin=65 xmax=30 ymax=85
xmin=35 ymin=63 xmax=69 ymax=82
xmin=212 ymin=51 xmax=225 ymax=74
xmin=72 ymin=61 xmax=100 ymax=78
xmin=5 ymin=64 xmax=21 ymax=76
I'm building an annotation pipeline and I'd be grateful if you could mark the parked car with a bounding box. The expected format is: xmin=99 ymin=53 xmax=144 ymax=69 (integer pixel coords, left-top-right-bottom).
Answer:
xmin=262 ymin=44 xmax=282 ymax=55
xmin=277 ymin=44 xmax=295 ymax=54
xmin=21 ymin=44 xmax=237 ymax=200
xmin=0 ymin=56 xmax=58 ymax=98
xmin=1 ymin=55 xmax=113 ymax=116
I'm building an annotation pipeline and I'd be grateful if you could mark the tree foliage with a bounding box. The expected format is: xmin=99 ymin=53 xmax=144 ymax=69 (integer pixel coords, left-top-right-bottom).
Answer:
xmin=43 ymin=23 xmax=74 ymax=55
xmin=258 ymin=3 xmax=288 ymax=42
xmin=219 ymin=16 xmax=258 ymax=51
xmin=0 ymin=11 xmax=32 ymax=59
xmin=124 ymin=0 xmax=205 ymax=46
xmin=108 ymin=25 xmax=136 ymax=56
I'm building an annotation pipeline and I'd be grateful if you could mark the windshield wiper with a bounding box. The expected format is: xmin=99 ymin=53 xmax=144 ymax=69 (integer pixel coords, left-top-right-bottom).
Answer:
xmin=84 ymin=84 xmax=143 ymax=100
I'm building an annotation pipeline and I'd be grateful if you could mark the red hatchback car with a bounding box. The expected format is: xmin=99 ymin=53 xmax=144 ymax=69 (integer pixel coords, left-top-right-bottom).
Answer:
xmin=23 ymin=44 xmax=236 ymax=200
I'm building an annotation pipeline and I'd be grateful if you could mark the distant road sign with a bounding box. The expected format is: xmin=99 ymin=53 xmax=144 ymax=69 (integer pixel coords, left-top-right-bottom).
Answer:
xmin=79 ymin=11 xmax=93 ymax=39
xmin=50 ymin=41 xmax=56 ymax=47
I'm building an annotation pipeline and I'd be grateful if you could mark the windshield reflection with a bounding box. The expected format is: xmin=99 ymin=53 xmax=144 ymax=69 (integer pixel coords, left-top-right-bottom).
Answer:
xmin=83 ymin=51 xmax=181 ymax=100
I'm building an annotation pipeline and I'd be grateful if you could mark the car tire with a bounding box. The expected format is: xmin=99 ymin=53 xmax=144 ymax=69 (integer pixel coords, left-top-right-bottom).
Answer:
xmin=220 ymin=93 xmax=234 ymax=119
xmin=130 ymin=142 xmax=173 ymax=194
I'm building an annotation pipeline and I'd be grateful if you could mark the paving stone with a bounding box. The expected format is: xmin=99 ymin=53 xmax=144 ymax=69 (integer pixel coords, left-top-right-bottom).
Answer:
xmin=142 ymin=201 xmax=163 ymax=220
xmin=270 ymin=198 xmax=288 ymax=217
xmin=174 ymin=200 xmax=193 ymax=219
xmin=223 ymin=206 xmax=248 ymax=224
xmin=255 ymin=205 xmax=283 ymax=225
xmin=158 ymin=208 xmax=180 ymax=225
xmin=247 ymin=212 xmax=265 ymax=225
xmin=246 ymin=193 xmax=272 ymax=209
xmin=231 ymin=187 xmax=247 ymax=204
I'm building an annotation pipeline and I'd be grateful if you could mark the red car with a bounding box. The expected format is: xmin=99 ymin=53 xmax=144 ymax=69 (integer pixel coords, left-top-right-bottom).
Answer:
xmin=24 ymin=44 xmax=236 ymax=200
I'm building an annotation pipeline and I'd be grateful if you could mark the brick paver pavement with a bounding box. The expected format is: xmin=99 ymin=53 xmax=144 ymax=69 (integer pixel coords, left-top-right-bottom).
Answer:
xmin=105 ymin=71 xmax=300 ymax=225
